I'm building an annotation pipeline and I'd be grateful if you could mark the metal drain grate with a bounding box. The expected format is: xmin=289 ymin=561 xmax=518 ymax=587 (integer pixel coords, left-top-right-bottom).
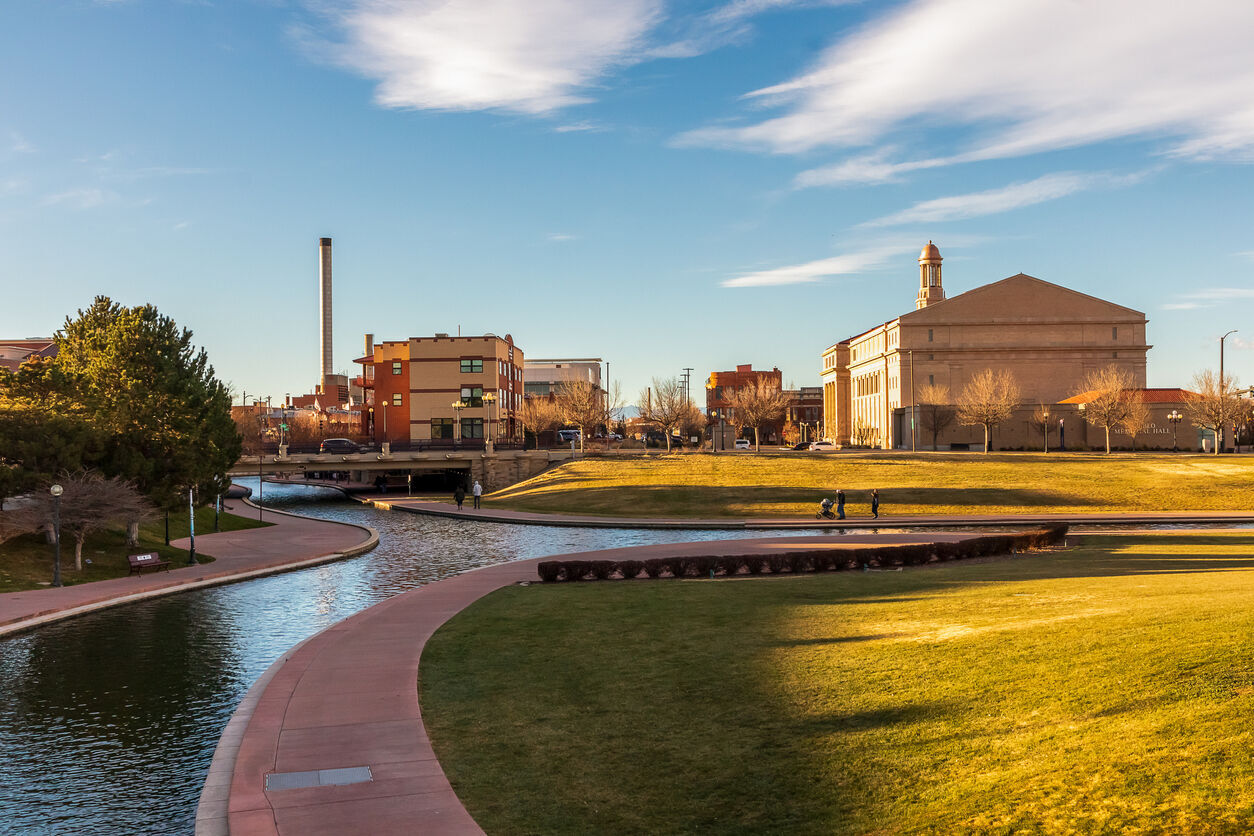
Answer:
xmin=265 ymin=765 xmax=373 ymax=791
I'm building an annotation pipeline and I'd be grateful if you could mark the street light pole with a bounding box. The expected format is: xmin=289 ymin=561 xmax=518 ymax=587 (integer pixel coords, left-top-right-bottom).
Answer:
xmin=452 ymin=400 xmax=466 ymax=445
xmin=187 ymin=486 xmax=197 ymax=565
xmin=1042 ymin=406 xmax=1050 ymax=454
xmin=908 ymin=349 xmax=916 ymax=453
xmin=50 ymin=484 xmax=63 ymax=587
xmin=1220 ymin=330 xmax=1237 ymax=453
xmin=1168 ymin=409 xmax=1182 ymax=452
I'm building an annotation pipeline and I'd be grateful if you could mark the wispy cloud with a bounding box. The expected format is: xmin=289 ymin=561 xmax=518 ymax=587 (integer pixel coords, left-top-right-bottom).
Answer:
xmin=722 ymin=242 xmax=916 ymax=288
xmin=862 ymin=172 xmax=1137 ymax=227
xmin=327 ymin=0 xmax=664 ymax=115
xmin=42 ymin=188 xmax=116 ymax=210
xmin=1161 ymin=302 xmax=1205 ymax=311
xmin=554 ymin=121 xmax=605 ymax=134
xmin=546 ymin=232 xmax=577 ymax=242
xmin=678 ymin=0 xmax=1254 ymax=167
xmin=793 ymin=150 xmax=950 ymax=187
xmin=1162 ymin=287 xmax=1254 ymax=311
xmin=9 ymin=131 xmax=35 ymax=154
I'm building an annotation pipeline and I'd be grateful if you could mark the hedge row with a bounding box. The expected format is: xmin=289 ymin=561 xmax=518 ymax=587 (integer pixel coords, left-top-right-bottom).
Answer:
xmin=535 ymin=525 xmax=1068 ymax=583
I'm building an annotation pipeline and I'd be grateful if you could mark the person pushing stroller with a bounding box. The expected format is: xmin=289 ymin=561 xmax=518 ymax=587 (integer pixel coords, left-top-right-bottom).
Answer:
xmin=816 ymin=497 xmax=836 ymax=519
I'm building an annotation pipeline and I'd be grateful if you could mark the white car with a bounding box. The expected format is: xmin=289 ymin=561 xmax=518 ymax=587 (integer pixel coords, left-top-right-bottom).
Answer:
xmin=734 ymin=439 xmax=751 ymax=450
xmin=809 ymin=441 xmax=837 ymax=452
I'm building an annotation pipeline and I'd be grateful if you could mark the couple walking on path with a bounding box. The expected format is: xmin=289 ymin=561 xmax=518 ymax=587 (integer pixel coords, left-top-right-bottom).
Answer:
xmin=454 ymin=480 xmax=483 ymax=510
xmin=819 ymin=488 xmax=879 ymax=520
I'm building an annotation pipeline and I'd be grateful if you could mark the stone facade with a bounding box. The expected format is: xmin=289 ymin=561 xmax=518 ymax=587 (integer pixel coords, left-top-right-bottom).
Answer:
xmin=822 ymin=244 xmax=1151 ymax=450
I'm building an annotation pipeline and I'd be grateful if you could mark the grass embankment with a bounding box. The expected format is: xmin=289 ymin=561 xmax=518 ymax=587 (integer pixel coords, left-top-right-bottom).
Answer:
xmin=422 ymin=533 xmax=1254 ymax=834
xmin=487 ymin=452 xmax=1254 ymax=518
xmin=0 ymin=507 xmax=269 ymax=593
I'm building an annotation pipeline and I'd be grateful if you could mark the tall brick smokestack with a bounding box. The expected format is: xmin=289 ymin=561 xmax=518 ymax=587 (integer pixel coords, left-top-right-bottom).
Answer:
xmin=319 ymin=237 xmax=333 ymax=386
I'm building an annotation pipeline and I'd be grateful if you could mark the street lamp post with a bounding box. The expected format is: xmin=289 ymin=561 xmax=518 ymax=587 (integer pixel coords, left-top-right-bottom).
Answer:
xmin=1220 ymin=330 xmax=1237 ymax=453
xmin=452 ymin=400 xmax=466 ymax=445
xmin=483 ymin=392 xmax=497 ymax=447
xmin=187 ymin=486 xmax=197 ymax=565
xmin=908 ymin=349 xmax=916 ymax=453
xmin=1168 ymin=409 xmax=1182 ymax=452
xmin=1042 ymin=406 xmax=1050 ymax=454
xmin=49 ymin=483 xmax=63 ymax=587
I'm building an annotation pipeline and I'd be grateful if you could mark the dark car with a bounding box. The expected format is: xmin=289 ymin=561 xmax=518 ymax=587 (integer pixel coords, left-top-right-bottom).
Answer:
xmin=319 ymin=438 xmax=361 ymax=454
xmin=792 ymin=442 xmax=810 ymax=450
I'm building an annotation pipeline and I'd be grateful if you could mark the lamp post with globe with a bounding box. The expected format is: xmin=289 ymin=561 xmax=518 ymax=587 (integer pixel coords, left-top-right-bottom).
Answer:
xmin=452 ymin=400 xmax=466 ymax=445
xmin=49 ymin=483 xmax=63 ymax=587
xmin=482 ymin=392 xmax=497 ymax=448
xmin=1167 ymin=409 xmax=1182 ymax=452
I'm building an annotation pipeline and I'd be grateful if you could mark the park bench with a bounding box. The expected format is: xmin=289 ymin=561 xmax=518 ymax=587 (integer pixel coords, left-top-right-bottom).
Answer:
xmin=128 ymin=552 xmax=171 ymax=575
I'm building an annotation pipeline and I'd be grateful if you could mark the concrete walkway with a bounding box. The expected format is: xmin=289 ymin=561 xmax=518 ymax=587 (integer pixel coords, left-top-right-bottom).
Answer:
xmin=0 ymin=498 xmax=377 ymax=639
xmin=208 ymin=531 xmax=979 ymax=836
xmin=368 ymin=498 xmax=1254 ymax=530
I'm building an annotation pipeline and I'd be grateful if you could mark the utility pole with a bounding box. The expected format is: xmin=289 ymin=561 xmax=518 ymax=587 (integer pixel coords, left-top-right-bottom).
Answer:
xmin=682 ymin=368 xmax=693 ymax=405
xmin=908 ymin=350 xmax=916 ymax=453
xmin=1220 ymin=330 xmax=1237 ymax=453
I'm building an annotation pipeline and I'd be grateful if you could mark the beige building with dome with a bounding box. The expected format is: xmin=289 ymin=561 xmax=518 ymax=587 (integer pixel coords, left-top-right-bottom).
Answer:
xmin=820 ymin=243 xmax=1153 ymax=450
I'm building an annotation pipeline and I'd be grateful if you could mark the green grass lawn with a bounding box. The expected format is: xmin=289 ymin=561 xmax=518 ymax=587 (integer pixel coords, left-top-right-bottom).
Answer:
xmin=0 ymin=506 xmax=269 ymax=593
xmin=421 ymin=533 xmax=1254 ymax=834
xmin=486 ymin=451 xmax=1254 ymax=518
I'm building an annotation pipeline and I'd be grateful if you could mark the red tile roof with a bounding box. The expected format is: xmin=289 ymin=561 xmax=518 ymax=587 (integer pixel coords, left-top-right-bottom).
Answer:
xmin=1059 ymin=387 xmax=1194 ymax=404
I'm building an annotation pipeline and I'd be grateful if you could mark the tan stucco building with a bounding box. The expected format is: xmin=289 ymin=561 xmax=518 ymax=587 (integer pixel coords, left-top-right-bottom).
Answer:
xmin=821 ymin=243 xmax=1151 ymax=450
xmin=357 ymin=332 xmax=524 ymax=446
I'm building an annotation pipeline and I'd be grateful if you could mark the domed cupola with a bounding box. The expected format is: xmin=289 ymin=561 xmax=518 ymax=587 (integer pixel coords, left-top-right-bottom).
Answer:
xmin=916 ymin=240 xmax=945 ymax=309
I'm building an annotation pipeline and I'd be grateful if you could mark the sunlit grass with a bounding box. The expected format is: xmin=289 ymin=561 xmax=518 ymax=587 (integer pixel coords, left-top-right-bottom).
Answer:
xmin=485 ymin=452 xmax=1254 ymax=518
xmin=422 ymin=534 xmax=1254 ymax=834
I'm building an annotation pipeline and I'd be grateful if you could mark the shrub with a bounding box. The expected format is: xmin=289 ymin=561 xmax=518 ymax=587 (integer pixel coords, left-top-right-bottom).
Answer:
xmin=767 ymin=555 xmax=789 ymax=574
xmin=690 ymin=556 xmax=717 ymax=577
xmin=668 ymin=558 xmax=689 ymax=578
xmin=537 ymin=562 xmax=561 ymax=583
xmin=743 ymin=556 xmax=764 ymax=575
xmin=591 ymin=560 xmax=615 ymax=580
xmin=643 ymin=558 xmax=665 ymax=578
xmin=719 ymin=556 xmax=742 ymax=576
xmin=619 ymin=560 xmax=644 ymax=579
xmin=787 ymin=554 xmax=809 ymax=574
xmin=563 ymin=560 xmax=590 ymax=581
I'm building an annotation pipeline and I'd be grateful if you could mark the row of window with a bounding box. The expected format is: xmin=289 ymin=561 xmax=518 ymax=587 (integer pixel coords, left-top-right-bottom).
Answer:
xmin=431 ymin=418 xmax=484 ymax=439
xmin=389 ymin=358 xmax=518 ymax=375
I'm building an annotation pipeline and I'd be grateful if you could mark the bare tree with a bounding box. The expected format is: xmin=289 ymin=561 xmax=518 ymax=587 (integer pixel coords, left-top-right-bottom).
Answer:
xmin=1074 ymin=366 xmax=1135 ymax=454
xmin=916 ymin=383 xmax=954 ymax=451
xmin=851 ymin=422 xmax=878 ymax=448
xmin=1118 ymin=391 xmax=1151 ymax=451
xmin=637 ymin=377 xmax=689 ymax=451
xmin=517 ymin=395 xmax=561 ymax=450
xmin=957 ymin=369 xmax=1021 ymax=453
xmin=27 ymin=471 xmax=156 ymax=570
xmin=723 ymin=378 xmax=788 ymax=451
xmin=554 ymin=379 xmax=603 ymax=453
xmin=603 ymin=380 xmax=624 ymax=445
xmin=782 ymin=421 xmax=800 ymax=445
xmin=1184 ymin=370 xmax=1244 ymax=455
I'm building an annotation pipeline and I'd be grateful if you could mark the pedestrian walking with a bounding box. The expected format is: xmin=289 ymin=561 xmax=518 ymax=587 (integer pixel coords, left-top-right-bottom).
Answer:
xmin=472 ymin=480 xmax=483 ymax=509
xmin=870 ymin=488 xmax=879 ymax=519
xmin=453 ymin=483 xmax=465 ymax=510
xmin=836 ymin=489 xmax=846 ymax=520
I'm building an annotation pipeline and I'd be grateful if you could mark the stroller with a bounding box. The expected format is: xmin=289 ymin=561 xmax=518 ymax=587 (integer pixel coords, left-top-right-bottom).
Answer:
xmin=816 ymin=497 xmax=836 ymax=520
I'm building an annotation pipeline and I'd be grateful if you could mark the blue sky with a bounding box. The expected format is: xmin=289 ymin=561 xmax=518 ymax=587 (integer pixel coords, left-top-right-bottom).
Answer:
xmin=2 ymin=0 xmax=1252 ymax=404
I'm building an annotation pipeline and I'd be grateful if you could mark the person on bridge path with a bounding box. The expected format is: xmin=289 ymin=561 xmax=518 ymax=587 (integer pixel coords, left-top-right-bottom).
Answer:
xmin=472 ymin=480 xmax=483 ymax=509
xmin=454 ymin=484 xmax=466 ymax=510
xmin=870 ymin=488 xmax=880 ymax=519
xmin=836 ymin=489 xmax=846 ymax=520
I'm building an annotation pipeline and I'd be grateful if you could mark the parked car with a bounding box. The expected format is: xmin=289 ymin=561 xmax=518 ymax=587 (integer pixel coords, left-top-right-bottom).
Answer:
xmin=808 ymin=441 xmax=836 ymax=452
xmin=734 ymin=439 xmax=752 ymax=450
xmin=319 ymin=438 xmax=361 ymax=454
xmin=557 ymin=429 xmax=581 ymax=444
xmin=791 ymin=442 xmax=811 ymax=451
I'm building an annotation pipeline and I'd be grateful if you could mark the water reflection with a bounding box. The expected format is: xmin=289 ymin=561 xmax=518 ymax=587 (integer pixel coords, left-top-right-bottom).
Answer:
xmin=0 ymin=480 xmax=840 ymax=835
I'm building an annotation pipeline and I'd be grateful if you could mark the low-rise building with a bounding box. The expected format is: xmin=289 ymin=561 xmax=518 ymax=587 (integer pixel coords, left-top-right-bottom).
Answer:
xmin=706 ymin=364 xmax=784 ymax=447
xmin=0 ymin=338 xmax=56 ymax=373
xmin=523 ymin=358 xmax=602 ymax=397
xmin=356 ymin=332 xmax=523 ymax=445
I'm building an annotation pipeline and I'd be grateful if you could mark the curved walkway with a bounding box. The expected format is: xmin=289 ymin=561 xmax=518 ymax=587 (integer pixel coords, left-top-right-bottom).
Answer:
xmin=0 ymin=498 xmax=378 ymax=639
xmin=369 ymin=498 xmax=1254 ymax=530
xmin=209 ymin=531 xmax=981 ymax=836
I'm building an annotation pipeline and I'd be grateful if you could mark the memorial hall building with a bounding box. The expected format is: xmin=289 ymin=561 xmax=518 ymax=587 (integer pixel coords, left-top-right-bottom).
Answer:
xmin=820 ymin=243 xmax=1154 ymax=450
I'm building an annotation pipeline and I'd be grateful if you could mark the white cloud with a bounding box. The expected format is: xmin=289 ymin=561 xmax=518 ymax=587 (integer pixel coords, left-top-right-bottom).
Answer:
xmin=793 ymin=150 xmax=951 ymax=187
xmin=678 ymin=0 xmax=1254 ymax=165
xmin=1236 ymin=250 xmax=1254 ymax=261
xmin=553 ymin=121 xmax=605 ymax=134
xmin=862 ymin=172 xmax=1103 ymax=227
xmin=330 ymin=0 xmax=664 ymax=115
xmin=546 ymin=232 xmax=577 ymax=242
xmin=722 ymin=242 xmax=915 ymax=287
xmin=1161 ymin=302 xmax=1206 ymax=311
xmin=9 ymin=131 xmax=35 ymax=154
xmin=1162 ymin=288 xmax=1254 ymax=311
xmin=42 ymin=188 xmax=116 ymax=210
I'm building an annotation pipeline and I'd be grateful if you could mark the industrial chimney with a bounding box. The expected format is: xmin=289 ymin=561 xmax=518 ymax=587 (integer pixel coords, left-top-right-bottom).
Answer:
xmin=319 ymin=237 xmax=333 ymax=389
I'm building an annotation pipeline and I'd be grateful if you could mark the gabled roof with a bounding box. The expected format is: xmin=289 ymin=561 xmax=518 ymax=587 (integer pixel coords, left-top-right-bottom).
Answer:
xmin=902 ymin=273 xmax=1146 ymax=324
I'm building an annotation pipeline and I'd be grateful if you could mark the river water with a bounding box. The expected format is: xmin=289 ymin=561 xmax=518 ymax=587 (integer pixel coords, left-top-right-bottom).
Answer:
xmin=0 ymin=482 xmax=843 ymax=836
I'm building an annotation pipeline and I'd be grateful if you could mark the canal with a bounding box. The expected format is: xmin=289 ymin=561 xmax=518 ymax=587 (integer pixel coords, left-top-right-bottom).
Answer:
xmin=0 ymin=482 xmax=842 ymax=835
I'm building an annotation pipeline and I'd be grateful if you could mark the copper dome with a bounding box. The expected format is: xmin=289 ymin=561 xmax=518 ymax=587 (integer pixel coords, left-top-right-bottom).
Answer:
xmin=919 ymin=241 xmax=941 ymax=261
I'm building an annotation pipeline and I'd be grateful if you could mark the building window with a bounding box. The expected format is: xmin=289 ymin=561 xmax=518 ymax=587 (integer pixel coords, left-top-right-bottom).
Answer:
xmin=1112 ymin=326 xmax=1118 ymax=340
xmin=432 ymin=418 xmax=454 ymax=439
xmin=929 ymin=374 xmax=934 ymax=385
xmin=391 ymin=393 xmax=402 ymax=406
xmin=460 ymin=358 xmax=483 ymax=374
xmin=928 ymin=329 xmax=934 ymax=342
xmin=1112 ymin=351 xmax=1118 ymax=358
xmin=928 ymin=354 xmax=934 ymax=361
xmin=391 ymin=361 xmax=402 ymax=375
xmin=461 ymin=386 xmax=483 ymax=408
xmin=461 ymin=418 xmax=483 ymax=439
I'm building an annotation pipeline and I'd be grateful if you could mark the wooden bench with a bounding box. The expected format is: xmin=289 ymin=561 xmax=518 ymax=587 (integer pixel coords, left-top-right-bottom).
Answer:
xmin=128 ymin=552 xmax=171 ymax=575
